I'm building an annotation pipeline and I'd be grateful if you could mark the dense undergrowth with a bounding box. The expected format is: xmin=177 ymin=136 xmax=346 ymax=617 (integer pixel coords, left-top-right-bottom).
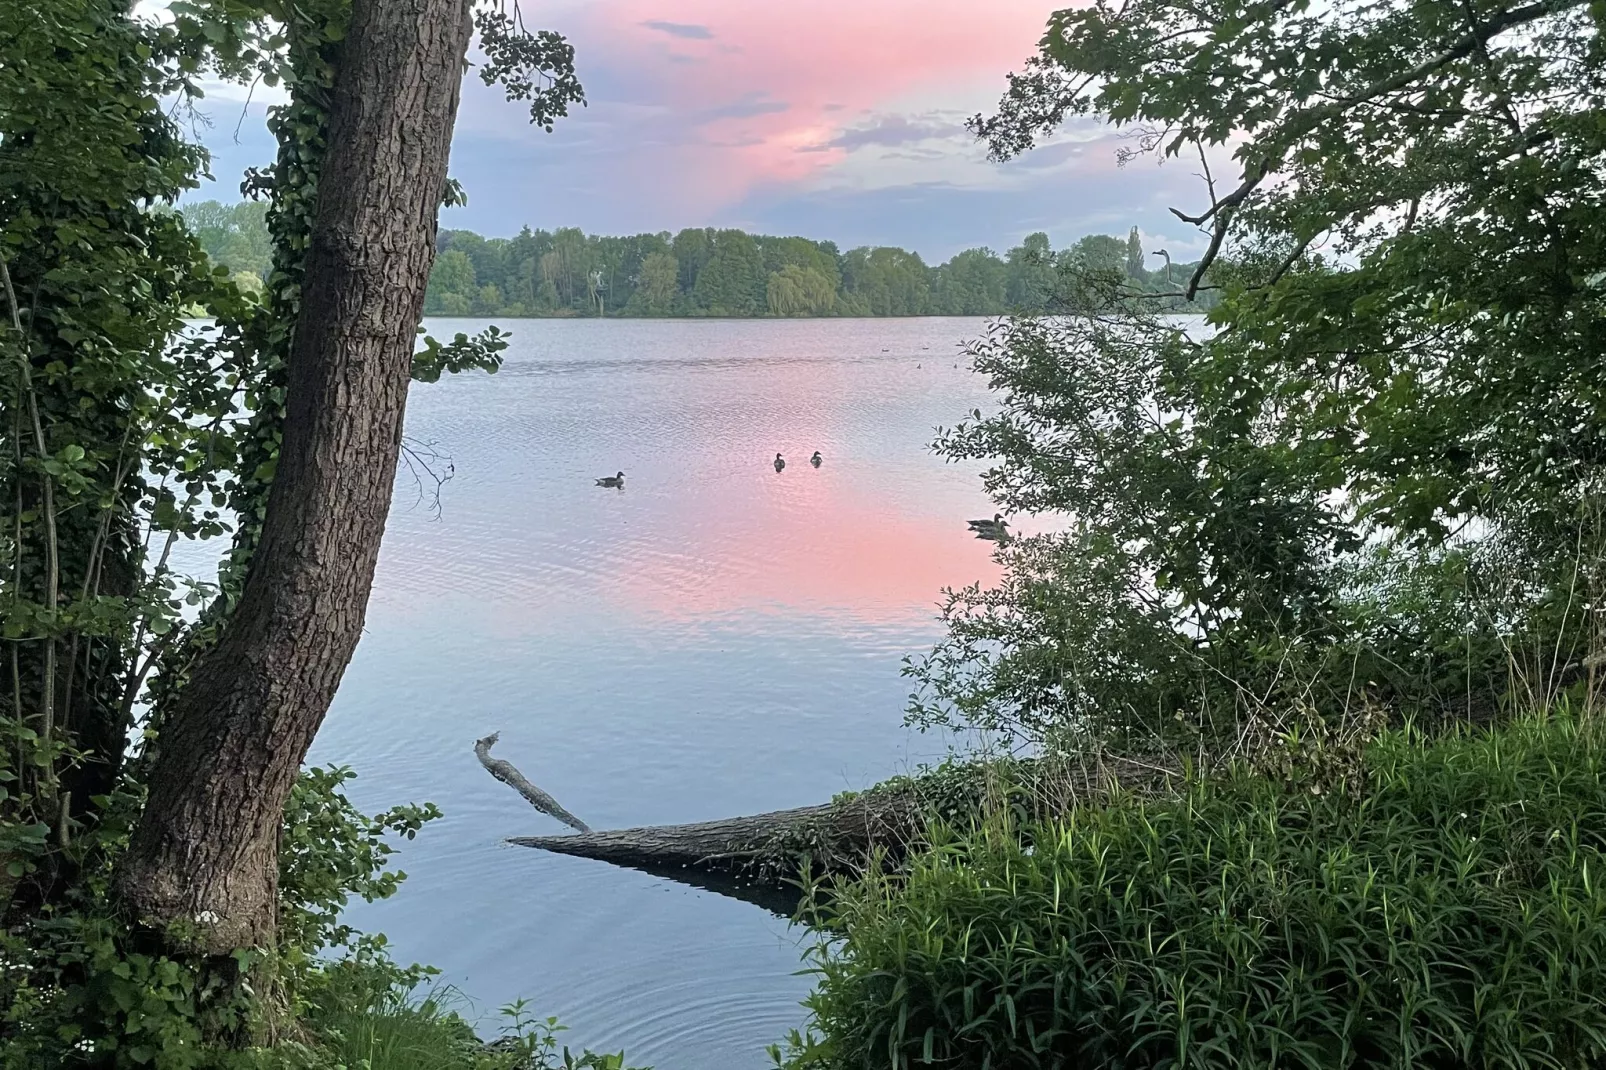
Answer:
xmin=0 ymin=766 xmax=643 ymax=1069
xmin=779 ymin=711 xmax=1606 ymax=1069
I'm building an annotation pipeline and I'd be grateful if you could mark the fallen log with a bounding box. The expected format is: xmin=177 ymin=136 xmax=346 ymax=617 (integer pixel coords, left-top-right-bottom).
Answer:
xmin=510 ymin=789 xmax=920 ymax=884
xmin=477 ymin=735 xmax=1176 ymax=909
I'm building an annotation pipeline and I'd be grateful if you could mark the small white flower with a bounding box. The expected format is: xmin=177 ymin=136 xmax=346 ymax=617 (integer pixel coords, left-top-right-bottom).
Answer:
xmin=195 ymin=910 xmax=220 ymax=925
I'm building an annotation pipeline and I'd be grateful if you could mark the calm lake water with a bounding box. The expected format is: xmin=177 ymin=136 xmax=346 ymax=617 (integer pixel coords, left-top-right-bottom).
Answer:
xmin=300 ymin=317 xmax=1005 ymax=1068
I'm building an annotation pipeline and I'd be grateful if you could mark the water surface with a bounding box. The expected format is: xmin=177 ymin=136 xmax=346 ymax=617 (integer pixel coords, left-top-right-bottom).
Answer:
xmin=302 ymin=317 xmax=1004 ymax=1068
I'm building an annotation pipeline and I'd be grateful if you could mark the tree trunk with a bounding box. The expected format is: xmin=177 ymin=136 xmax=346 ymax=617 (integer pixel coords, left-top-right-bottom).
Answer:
xmin=116 ymin=0 xmax=474 ymax=956
xmin=509 ymin=800 xmax=912 ymax=877
xmin=488 ymin=743 xmax=1178 ymax=911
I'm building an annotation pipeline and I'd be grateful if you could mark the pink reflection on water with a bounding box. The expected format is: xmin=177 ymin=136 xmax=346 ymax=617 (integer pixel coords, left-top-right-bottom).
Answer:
xmin=606 ymin=464 xmax=1003 ymax=627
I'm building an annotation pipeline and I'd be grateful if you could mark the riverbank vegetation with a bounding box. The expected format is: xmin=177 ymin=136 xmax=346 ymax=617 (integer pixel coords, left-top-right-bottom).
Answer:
xmin=784 ymin=713 xmax=1606 ymax=1069
xmin=767 ymin=0 xmax=1606 ymax=1064
xmin=185 ymin=203 xmax=1218 ymax=318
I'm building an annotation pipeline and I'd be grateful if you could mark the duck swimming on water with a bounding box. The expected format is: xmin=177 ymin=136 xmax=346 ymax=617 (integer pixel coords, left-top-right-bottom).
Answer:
xmin=595 ymin=471 xmax=625 ymax=488
xmin=968 ymin=513 xmax=1009 ymax=541
xmin=774 ymin=453 xmax=786 ymax=473
xmin=810 ymin=451 xmax=822 ymax=467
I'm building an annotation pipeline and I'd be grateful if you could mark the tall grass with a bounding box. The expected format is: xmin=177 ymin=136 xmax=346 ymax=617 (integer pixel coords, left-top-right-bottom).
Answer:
xmin=250 ymin=962 xmax=643 ymax=1070
xmin=781 ymin=710 xmax=1606 ymax=1069
xmin=303 ymin=983 xmax=483 ymax=1070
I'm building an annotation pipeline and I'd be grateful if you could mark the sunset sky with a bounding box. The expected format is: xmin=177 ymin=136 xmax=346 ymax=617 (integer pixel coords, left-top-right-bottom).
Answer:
xmin=187 ymin=0 xmax=1216 ymax=261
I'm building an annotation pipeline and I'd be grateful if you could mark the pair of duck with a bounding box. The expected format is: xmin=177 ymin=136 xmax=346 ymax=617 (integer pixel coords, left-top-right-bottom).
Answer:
xmin=969 ymin=513 xmax=1010 ymax=542
xmin=774 ymin=452 xmax=822 ymax=473
xmin=596 ymin=451 xmax=823 ymax=486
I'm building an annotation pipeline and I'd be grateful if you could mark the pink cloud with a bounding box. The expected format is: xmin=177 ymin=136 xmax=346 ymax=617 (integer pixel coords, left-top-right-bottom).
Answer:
xmin=566 ymin=0 xmax=1060 ymax=215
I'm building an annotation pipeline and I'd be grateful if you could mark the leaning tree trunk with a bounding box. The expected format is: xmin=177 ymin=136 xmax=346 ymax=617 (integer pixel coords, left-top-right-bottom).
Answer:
xmin=116 ymin=0 xmax=474 ymax=956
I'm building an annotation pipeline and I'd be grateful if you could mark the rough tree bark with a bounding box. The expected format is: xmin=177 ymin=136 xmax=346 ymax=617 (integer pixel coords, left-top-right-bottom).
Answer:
xmin=475 ymin=733 xmax=591 ymax=832
xmin=510 ymin=800 xmax=913 ymax=875
xmin=116 ymin=0 xmax=475 ymax=955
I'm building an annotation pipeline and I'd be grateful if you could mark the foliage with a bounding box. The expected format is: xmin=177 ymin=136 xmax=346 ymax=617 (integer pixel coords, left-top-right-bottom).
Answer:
xmin=185 ymin=207 xmax=1214 ymax=319
xmin=0 ymin=766 xmax=433 ymax=1067
xmin=910 ymin=310 xmax=1386 ymax=750
xmin=0 ymin=0 xmax=586 ymax=1062
xmin=411 ymin=328 xmax=509 ymax=385
xmin=780 ymin=710 xmax=1606 ymax=1070
xmin=0 ymin=0 xmax=249 ymax=911
xmin=908 ymin=0 xmax=1606 ymax=752
xmin=472 ymin=7 xmax=585 ymax=134
xmin=276 ymin=769 xmax=442 ymax=1002
xmin=430 ymin=224 xmax=1211 ymax=318
xmin=183 ymin=201 xmax=274 ymax=282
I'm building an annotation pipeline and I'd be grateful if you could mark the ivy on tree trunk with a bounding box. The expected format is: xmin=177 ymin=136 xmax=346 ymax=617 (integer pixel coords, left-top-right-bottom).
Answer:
xmin=116 ymin=0 xmax=476 ymax=956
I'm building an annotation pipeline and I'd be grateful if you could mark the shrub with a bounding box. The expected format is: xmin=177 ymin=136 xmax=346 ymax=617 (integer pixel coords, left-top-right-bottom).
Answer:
xmin=782 ymin=712 xmax=1606 ymax=1069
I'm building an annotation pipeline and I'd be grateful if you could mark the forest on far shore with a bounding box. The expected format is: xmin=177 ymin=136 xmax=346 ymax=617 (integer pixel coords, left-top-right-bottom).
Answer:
xmin=181 ymin=199 xmax=1215 ymax=318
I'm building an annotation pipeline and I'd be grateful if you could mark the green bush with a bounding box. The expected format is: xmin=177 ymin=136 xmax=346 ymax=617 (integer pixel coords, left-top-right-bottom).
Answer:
xmin=782 ymin=712 xmax=1606 ymax=1069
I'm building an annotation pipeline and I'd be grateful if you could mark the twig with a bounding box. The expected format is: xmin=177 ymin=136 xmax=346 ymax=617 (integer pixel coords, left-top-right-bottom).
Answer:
xmin=475 ymin=731 xmax=591 ymax=833
xmin=1266 ymin=231 xmax=1320 ymax=288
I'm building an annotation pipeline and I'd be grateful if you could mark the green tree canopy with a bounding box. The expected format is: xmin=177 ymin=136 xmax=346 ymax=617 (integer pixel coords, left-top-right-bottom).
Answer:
xmin=911 ymin=0 xmax=1606 ymax=753
xmin=190 ymin=208 xmax=1218 ymax=319
xmin=632 ymin=250 xmax=680 ymax=314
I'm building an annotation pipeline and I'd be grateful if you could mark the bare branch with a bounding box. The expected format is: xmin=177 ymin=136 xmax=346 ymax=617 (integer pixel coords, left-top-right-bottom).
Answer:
xmin=398 ymin=437 xmax=454 ymax=518
xmin=475 ymin=732 xmax=591 ymax=833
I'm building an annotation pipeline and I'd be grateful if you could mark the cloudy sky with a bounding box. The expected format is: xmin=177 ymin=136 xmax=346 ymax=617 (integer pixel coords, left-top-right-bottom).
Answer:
xmin=187 ymin=0 xmax=1215 ymax=262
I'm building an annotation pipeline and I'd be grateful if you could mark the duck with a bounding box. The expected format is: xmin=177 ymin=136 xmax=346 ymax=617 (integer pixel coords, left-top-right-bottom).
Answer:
xmin=809 ymin=450 xmax=822 ymax=468
xmin=968 ymin=513 xmax=1010 ymax=540
xmin=595 ymin=471 xmax=625 ymax=488
xmin=774 ymin=453 xmax=786 ymax=473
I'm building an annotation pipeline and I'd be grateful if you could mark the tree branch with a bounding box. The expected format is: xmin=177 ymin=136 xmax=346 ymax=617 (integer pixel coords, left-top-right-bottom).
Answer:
xmin=474 ymin=732 xmax=591 ymax=833
xmin=1163 ymin=0 xmax=1582 ymax=298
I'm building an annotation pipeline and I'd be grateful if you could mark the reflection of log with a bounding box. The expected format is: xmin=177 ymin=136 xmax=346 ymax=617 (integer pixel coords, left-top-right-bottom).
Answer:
xmin=566 ymin=851 xmax=810 ymax=918
xmin=474 ymin=732 xmax=591 ymax=833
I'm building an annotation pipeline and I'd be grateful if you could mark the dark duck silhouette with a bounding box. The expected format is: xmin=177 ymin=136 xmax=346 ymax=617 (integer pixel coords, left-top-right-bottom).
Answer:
xmin=968 ymin=513 xmax=1010 ymax=541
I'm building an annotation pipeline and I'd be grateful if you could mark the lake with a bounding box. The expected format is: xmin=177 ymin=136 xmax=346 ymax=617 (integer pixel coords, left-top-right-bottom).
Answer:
xmin=301 ymin=317 xmax=1006 ymax=1068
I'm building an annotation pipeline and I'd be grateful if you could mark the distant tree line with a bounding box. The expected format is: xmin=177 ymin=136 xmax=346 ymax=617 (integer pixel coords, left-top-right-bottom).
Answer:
xmin=183 ymin=200 xmax=1215 ymax=317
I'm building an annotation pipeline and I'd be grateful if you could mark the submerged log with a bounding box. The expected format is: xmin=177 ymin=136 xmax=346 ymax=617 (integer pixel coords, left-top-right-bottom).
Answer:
xmin=475 ymin=732 xmax=591 ymax=833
